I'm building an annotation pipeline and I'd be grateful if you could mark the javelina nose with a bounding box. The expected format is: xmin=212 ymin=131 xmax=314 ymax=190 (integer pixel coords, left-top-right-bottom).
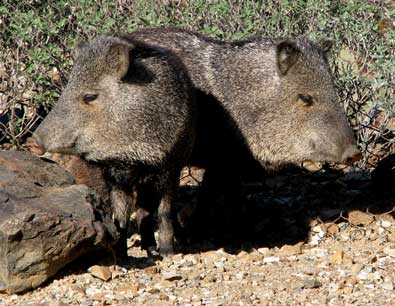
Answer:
xmin=341 ymin=145 xmax=362 ymax=165
xmin=26 ymin=136 xmax=45 ymax=156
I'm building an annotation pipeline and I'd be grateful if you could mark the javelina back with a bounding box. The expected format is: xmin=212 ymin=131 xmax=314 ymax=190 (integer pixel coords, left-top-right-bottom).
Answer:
xmin=29 ymin=36 xmax=196 ymax=256
xmin=129 ymin=27 xmax=361 ymax=233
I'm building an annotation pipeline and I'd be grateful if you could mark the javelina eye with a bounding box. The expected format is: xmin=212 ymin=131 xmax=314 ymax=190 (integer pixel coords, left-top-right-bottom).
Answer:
xmin=298 ymin=94 xmax=314 ymax=107
xmin=83 ymin=94 xmax=98 ymax=104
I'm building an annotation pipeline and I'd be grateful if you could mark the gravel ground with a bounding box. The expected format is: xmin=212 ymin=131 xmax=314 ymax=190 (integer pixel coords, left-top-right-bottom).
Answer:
xmin=1 ymin=164 xmax=395 ymax=306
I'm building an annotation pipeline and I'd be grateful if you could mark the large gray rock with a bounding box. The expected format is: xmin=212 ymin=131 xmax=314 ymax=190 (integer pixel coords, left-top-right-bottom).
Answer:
xmin=0 ymin=150 xmax=118 ymax=293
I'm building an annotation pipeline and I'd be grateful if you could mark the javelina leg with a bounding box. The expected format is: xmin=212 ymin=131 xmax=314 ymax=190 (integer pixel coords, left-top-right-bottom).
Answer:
xmin=135 ymin=207 xmax=156 ymax=252
xmin=135 ymin=186 xmax=158 ymax=254
xmin=157 ymin=191 xmax=175 ymax=255
xmin=110 ymin=187 xmax=135 ymax=258
xmin=194 ymin=166 xmax=244 ymax=241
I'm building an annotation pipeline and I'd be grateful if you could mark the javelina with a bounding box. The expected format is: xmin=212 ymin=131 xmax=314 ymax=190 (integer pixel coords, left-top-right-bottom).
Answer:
xmin=128 ymin=27 xmax=361 ymax=232
xmin=29 ymin=36 xmax=196 ymax=256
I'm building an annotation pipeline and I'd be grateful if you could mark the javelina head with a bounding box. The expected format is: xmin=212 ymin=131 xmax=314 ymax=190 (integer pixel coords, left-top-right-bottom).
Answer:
xmin=31 ymin=36 xmax=191 ymax=164
xmin=255 ymin=37 xmax=360 ymax=167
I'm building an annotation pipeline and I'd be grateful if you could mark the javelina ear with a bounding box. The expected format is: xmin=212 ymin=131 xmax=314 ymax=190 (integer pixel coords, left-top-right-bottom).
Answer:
xmin=276 ymin=41 xmax=300 ymax=76
xmin=107 ymin=41 xmax=134 ymax=79
xmin=320 ymin=39 xmax=333 ymax=53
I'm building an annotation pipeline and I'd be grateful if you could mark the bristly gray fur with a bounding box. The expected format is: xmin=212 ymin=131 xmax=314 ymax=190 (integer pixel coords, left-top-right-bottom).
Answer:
xmin=32 ymin=35 xmax=197 ymax=256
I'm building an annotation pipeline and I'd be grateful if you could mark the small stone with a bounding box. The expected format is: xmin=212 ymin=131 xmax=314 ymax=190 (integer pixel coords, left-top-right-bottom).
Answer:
xmin=235 ymin=272 xmax=247 ymax=280
xmin=326 ymin=223 xmax=339 ymax=235
xmin=48 ymin=302 xmax=68 ymax=306
xmin=257 ymin=248 xmax=272 ymax=257
xmin=351 ymin=263 xmax=364 ymax=276
xmin=154 ymin=280 xmax=174 ymax=289
xmin=163 ymin=272 xmax=182 ymax=281
xmin=382 ymin=282 xmax=394 ymax=291
xmin=237 ymin=250 xmax=249 ymax=257
xmin=92 ymin=291 xmax=109 ymax=300
xmin=312 ymin=225 xmax=324 ymax=233
xmin=147 ymin=287 xmax=160 ymax=294
xmin=85 ymin=287 xmax=101 ymax=296
xmin=357 ymin=270 xmax=369 ymax=280
xmin=342 ymin=255 xmax=353 ymax=266
xmin=263 ymin=256 xmax=280 ymax=264
xmin=159 ymin=293 xmax=170 ymax=300
xmin=278 ymin=242 xmax=304 ymax=256
xmin=348 ymin=210 xmax=374 ymax=226
xmin=115 ymin=284 xmax=139 ymax=295
xmin=201 ymin=251 xmax=221 ymax=265
xmin=144 ymin=266 xmax=160 ymax=274
xmin=303 ymin=278 xmax=321 ymax=289
xmin=384 ymin=248 xmax=395 ymax=257
xmin=381 ymin=220 xmax=392 ymax=228
xmin=88 ymin=265 xmax=112 ymax=281
xmin=331 ymin=250 xmax=344 ymax=265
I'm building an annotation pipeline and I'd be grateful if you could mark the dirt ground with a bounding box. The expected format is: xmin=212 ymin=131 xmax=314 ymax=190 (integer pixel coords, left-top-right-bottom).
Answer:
xmin=1 ymin=162 xmax=395 ymax=306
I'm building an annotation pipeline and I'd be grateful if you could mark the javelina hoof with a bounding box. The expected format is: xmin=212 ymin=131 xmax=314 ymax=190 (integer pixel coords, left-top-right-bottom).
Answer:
xmin=114 ymin=228 xmax=129 ymax=260
xmin=146 ymin=246 xmax=160 ymax=257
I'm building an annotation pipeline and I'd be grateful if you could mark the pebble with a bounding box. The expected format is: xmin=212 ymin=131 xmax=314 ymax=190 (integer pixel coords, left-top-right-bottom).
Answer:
xmin=303 ymin=278 xmax=321 ymax=289
xmin=144 ymin=266 xmax=160 ymax=275
xmin=383 ymin=248 xmax=395 ymax=257
xmin=348 ymin=210 xmax=374 ymax=226
xmin=263 ymin=256 xmax=280 ymax=264
xmin=331 ymin=250 xmax=344 ymax=265
xmin=278 ymin=242 xmax=304 ymax=256
xmin=382 ymin=282 xmax=394 ymax=291
xmin=381 ymin=220 xmax=392 ymax=228
xmin=87 ymin=265 xmax=112 ymax=282
xmin=163 ymin=272 xmax=182 ymax=281
xmin=351 ymin=263 xmax=364 ymax=276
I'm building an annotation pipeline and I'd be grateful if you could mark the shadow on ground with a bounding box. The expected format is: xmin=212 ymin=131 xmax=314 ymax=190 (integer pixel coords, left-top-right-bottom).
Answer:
xmin=45 ymin=156 xmax=395 ymax=283
xmin=170 ymin=160 xmax=395 ymax=255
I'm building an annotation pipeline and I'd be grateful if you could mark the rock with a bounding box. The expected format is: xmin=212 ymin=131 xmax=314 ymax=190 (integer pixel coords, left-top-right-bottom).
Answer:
xmin=278 ymin=242 xmax=304 ymax=256
xmin=163 ymin=272 xmax=182 ymax=281
xmin=302 ymin=278 xmax=321 ymax=289
xmin=0 ymin=151 xmax=118 ymax=294
xmin=382 ymin=282 xmax=394 ymax=291
xmin=326 ymin=223 xmax=340 ymax=235
xmin=115 ymin=284 xmax=139 ymax=294
xmin=383 ymin=248 xmax=395 ymax=257
xmin=342 ymin=255 xmax=353 ymax=266
xmin=351 ymin=263 xmax=364 ymax=276
xmin=263 ymin=256 xmax=280 ymax=264
xmin=144 ymin=266 xmax=160 ymax=275
xmin=88 ymin=265 xmax=112 ymax=282
xmin=348 ymin=210 xmax=374 ymax=226
xmin=331 ymin=250 xmax=344 ymax=265
xmin=154 ymin=280 xmax=174 ymax=289
xmin=200 ymin=251 xmax=222 ymax=266
xmin=257 ymin=248 xmax=272 ymax=257
xmin=381 ymin=220 xmax=392 ymax=228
